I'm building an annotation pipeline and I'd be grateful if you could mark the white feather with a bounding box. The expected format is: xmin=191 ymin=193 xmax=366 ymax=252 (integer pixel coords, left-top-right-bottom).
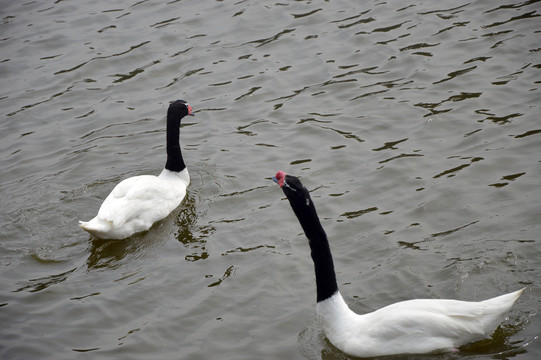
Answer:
xmin=317 ymin=288 xmax=524 ymax=357
xmin=79 ymin=168 xmax=189 ymax=239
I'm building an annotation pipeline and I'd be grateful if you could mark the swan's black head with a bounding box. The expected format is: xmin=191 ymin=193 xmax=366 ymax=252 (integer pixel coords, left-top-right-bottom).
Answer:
xmin=168 ymin=99 xmax=194 ymax=120
xmin=273 ymin=171 xmax=315 ymax=219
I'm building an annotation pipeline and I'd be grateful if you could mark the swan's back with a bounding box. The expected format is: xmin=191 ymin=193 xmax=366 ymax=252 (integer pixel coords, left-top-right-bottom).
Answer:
xmin=372 ymin=288 xmax=521 ymax=337
xmin=79 ymin=169 xmax=189 ymax=239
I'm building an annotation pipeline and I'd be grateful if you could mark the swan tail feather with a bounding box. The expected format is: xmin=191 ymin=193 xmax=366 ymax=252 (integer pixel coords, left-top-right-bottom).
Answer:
xmin=79 ymin=218 xmax=113 ymax=239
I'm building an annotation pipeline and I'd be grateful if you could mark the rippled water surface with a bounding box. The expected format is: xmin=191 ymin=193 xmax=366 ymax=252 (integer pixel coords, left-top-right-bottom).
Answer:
xmin=1 ymin=1 xmax=540 ymax=359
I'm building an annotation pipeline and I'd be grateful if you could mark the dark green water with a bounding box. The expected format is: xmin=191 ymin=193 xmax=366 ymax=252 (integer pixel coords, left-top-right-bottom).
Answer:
xmin=1 ymin=1 xmax=540 ymax=359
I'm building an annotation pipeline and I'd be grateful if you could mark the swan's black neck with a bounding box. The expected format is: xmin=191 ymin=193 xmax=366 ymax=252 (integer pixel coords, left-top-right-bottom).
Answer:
xmin=164 ymin=105 xmax=186 ymax=172
xmin=289 ymin=195 xmax=339 ymax=303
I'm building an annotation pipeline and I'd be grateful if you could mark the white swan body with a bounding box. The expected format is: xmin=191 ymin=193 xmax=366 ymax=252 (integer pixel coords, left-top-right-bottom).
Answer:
xmin=79 ymin=168 xmax=189 ymax=239
xmin=317 ymin=289 xmax=523 ymax=357
xmin=80 ymin=100 xmax=194 ymax=240
xmin=273 ymin=171 xmax=524 ymax=357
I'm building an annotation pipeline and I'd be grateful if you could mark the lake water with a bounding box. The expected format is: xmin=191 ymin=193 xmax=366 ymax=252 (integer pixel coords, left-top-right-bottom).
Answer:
xmin=1 ymin=1 xmax=540 ymax=359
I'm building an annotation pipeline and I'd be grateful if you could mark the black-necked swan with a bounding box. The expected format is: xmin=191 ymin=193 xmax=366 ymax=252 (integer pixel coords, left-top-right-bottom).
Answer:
xmin=272 ymin=170 xmax=524 ymax=357
xmin=79 ymin=100 xmax=194 ymax=240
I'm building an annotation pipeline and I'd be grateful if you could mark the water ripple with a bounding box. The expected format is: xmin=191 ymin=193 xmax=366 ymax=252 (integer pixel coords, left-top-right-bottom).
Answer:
xmin=1 ymin=0 xmax=540 ymax=359
xmin=54 ymin=41 xmax=151 ymax=75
